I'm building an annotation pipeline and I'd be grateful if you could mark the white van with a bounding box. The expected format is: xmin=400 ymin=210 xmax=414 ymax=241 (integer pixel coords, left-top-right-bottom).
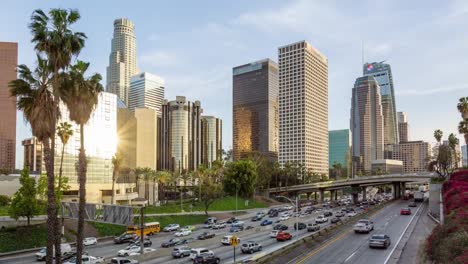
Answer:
xmin=36 ymin=244 xmax=73 ymax=261
xmin=189 ymin=248 xmax=213 ymax=260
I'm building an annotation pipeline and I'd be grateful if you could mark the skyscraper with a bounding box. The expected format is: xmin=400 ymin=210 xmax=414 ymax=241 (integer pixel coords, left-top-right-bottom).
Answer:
xmin=363 ymin=62 xmax=398 ymax=146
xmin=0 ymin=42 xmax=17 ymax=171
xmin=22 ymin=137 xmax=42 ymax=174
xmin=278 ymin=41 xmax=329 ymax=175
xmin=129 ymin=72 xmax=165 ymax=113
xmin=392 ymin=141 xmax=431 ymax=173
xmin=106 ymin=18 xmax=138 ymax=106
xmin=232 ymin=59 xmax=278 ymax=161
xmin=159 ymin=96 xmax=202 ymax=172
xmin=329 ymin=129 xmax=351 ymax=169
xmin=397 ymin=111 xmax=409 ymax=143
xmin=350 ymin=76 xmax=384 ymax=172
xmin=135 ymin=108 xmax=158 ymax=170
xmin=201 ymin=116 xmax=223 ymax=167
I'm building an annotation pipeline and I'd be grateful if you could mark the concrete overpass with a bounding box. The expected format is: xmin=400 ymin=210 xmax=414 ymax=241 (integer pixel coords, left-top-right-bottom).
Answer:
xmin=268 ymin=173 xmax=433 ymax=204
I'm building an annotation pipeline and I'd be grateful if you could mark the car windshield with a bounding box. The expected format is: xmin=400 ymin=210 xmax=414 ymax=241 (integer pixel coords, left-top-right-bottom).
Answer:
xmin=358 ymin=220 xmax=368 ymax=224
xmin=371 ymin=235 xmax=386 ymax=239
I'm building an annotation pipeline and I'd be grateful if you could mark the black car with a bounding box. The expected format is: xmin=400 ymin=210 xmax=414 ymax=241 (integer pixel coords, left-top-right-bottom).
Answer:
xmin=294 ymin=222 xmax=307 ymax=230
xmin=408 ymin=202 xmax=417 ymax=207
xmin=304 ymin=208 xmax=315 ymax=214
xmin=307 ymin=223 xmax=320 ymax=232
xmin=129 ymin=238 xmax=152 ymax=247
xmin=193 ymin=253 xmax=221 ymax=264
xmin=198 ymin=232 xmax=215 ymax=240
xmin=269 ymin=211 xmax=279 ymax=217
xmin=114 ymin=233 xmax=138 ymax=244
xmin=330 ymin=217 xmax=341 ymax=224
xmin=323 ymin=211 xmax=333 ymax=217
xmin=230 ymin=226 xmax=244 ymax=233
xmin=226 ymin=217 xmax=239 ymax=224
xmin=273 ymin=224 xmax=288 ymax=231
xmin=161 ymin=238 xmax=180 ymax=248
xmin=267 ymin=208 xmax=278 ymax=215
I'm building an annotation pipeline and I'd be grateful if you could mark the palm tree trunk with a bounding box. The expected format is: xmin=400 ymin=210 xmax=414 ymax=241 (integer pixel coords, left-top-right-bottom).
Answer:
xmin=111 ymin=169 xmax=116 ymax=205
xmin=43 ymin=137 xmax=57 ymax=264
xmin=76 ymin=124 xmax=87 ymax=264
xmin=57 ymin=142 xmax=66 ymax=251
xmin=145 ymin=178 xmax=149 ymax=201
xmin=153 ymin=178 xmax=157 ymax=205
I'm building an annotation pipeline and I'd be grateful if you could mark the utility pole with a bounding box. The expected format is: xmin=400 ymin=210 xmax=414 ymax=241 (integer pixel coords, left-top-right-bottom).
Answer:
xmin=140 ymin=206 xmax=145 ymax=255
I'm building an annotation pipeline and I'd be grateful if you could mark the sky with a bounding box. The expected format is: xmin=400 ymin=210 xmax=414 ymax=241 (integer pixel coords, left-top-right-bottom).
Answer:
xmin=1 ymin=0 xmax=467 ymax=169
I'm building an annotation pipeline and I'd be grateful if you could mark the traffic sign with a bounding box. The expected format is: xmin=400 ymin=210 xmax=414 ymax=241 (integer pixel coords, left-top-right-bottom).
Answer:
xmin=230 ymin=235 xmax=239 ymax=247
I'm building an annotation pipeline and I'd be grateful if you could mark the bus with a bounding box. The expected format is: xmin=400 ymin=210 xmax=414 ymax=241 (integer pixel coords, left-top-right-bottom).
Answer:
xmin=127 ymin=222 xmax=160 ymax=236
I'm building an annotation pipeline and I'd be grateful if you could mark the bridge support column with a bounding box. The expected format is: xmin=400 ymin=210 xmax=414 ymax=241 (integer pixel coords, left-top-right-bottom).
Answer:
xmin=335 ymin=190 xmax=338 ymax=201
xmin=330 ymin=190 xmax=335 ymax=201
xmin=306 ymin=192 xmax=311 ymax=201
xmin=352 ymin=193 xmax=358 ymax=205
xmin=393 ymin=182 xmax=400 ymax=199
xmin=401 ymin=182 xmax=406 ymax=198
xmin=319 ymin=189 xmax=324 ymax=203
xmin=362 ymin=186 xmax=367 ymax=201
xmin=314 ymin=192 xmax=317 ymax=201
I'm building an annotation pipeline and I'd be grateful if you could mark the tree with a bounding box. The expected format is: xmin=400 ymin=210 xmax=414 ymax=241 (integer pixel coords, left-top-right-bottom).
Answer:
xmin=457 ymin=97 xmax=468 ymax=119
xmin=59 ymin=60 xmax=102 ymax=263
xmin=458 ymin=119 xmax=468 ymax=148
xmin=331 ymin=162 xmax=343 ymax=179
xmin=448 ymin=133 xmax=460 ymax=168
xmin=134 ymin=167 xmax=143 ymax=196
xmin=57 ymin=122 xmax=73 ymax=198
xmin=156 ymin=171 xmax=170 ymax=203
xmin=197 ymin=173 xmax=223 ymax=215
xmin=36 ymin=174 xmax=70 ymax=203
xmin=434 ymin=129 xmax=443 ymax=144
xmin=111 ymin=152 xmax=123 ymax=204
xmin=428 ymin=144 xmax=454 ymax=178
xmin=9 ymin=168 xmax=39 ymax=226
xmin=223 ymin=160 xmax=258 ymax=198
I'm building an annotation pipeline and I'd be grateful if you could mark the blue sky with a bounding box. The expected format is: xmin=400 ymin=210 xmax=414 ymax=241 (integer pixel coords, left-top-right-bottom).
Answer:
xmin=2 ymin=0 xmax=467 ymax=169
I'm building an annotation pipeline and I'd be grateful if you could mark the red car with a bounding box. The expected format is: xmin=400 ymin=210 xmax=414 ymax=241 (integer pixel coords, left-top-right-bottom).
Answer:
xmin=400 ymin=208 xmax=411 ymax=215
xmin=276 ymin=231 xmax=292 ymax=241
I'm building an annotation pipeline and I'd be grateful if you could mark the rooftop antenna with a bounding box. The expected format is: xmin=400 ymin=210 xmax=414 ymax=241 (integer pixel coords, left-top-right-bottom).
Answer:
xmin=361 ymin=40 xmax=364 ymax=67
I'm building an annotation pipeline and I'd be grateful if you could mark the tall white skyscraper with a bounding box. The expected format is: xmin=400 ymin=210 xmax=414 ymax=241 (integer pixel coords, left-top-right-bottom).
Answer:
xmin=278 ymin=40 xmax=329 ymax=175
xmin=106 ymin=18 xmax=138 ymax=106
xmin=129 ymin=72 xmax=165 ymax=113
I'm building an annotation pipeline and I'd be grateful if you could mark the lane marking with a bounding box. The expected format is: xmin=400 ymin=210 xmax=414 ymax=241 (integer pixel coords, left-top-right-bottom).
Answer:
xmin=344 ymin=251 xmax=357 ymax=262
xmin=383 ymin=202 xmax=425 ymax=264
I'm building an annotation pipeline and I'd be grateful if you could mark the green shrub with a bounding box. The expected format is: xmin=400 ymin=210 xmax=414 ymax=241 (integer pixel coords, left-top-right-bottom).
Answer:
xmin=0 ymin=195 xmax=10 ymax=206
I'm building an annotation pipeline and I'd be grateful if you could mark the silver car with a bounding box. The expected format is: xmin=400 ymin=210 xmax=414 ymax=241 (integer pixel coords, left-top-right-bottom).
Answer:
xmin=172 ymin=246 xmax=191 ymax=258
xmin=241 ymin=241 xmax=262 ymax=254
xmin=369 ymin=234 xmax=391 ymax=249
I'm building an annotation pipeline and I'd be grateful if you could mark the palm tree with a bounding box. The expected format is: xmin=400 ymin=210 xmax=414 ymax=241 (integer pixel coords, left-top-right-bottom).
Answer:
xmin=459 ymin=119 xmax=468 ymax=149
xmin=134 ymin=167 xmax=144 ymax=197
xmin=59 ymin=60 xmax=102 ymax=262
xmin=111 ymin=153 xmax=123 ymax=205
xmin=151 ymin=170 xmax=158 ymax=205
xmin=156 ymin=171 xmax=170 ymax=204
xmin=29 ymin=9 xmax=86 ymax=263
xmin=448 ymin=133 xmax=459 ymax=168
xmin=142 ymin=167 xmax=153 ymax=201
xmin=57 ymin=122 xmax=73 ymax=196
xmin=457 ymin=97 xmax=468 ymax=119
xmin=434 ymin=129 xmax=443 ymax=145
xmin=9 ymin=57 xmax=57 ymax=263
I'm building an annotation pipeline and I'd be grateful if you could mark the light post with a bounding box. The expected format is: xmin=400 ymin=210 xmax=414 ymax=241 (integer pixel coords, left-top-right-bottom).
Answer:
xmin=277 ymin=195 xmax=299 ymax=239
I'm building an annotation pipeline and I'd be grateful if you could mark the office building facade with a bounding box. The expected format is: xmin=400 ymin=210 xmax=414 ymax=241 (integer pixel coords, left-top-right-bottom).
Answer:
xmin=397 ymin=111 xmax=409 ymax=143
xmin=129 ymin=72 xmax=165 ymax=113
xmin=159 ymin=96 xmax=202 ymax=172
xmin=22 ymin=137 xmax=43 ymax=174
xmin=117 ymin=101 xmax=137 ymax=169
xmin=278 ymin=41 xmax=329 ymax=175
xmin=135 ymin=108 xmax=158 ymax=170
xmin=201 ymin=116 xmax=222 ymax=166
xmin=0 ymin=42 xmax=17 ymax=171
xmin=462 ymin=145 xmax=467 ymax=167
xmin=106 ymin=18 xmax=138 ymax=106
xmin=232 ymin=59 xmax=279 ymax=161
xmin=329 ymin=129 xmax=351 ymax=168
xmin=392 ymin=141 xmax=431 ymax=173
xmin=351 ymin=76 xmax=384 ymax=172
xmin=371 ymin=159 xmax=403 ymax=174
xmin=363 ymin=62 xmax=398 ymax=146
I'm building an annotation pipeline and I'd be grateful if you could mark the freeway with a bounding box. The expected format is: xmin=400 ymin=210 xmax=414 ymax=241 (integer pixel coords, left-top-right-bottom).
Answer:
xmin=285 ymin=199 xmax=425 ymax=264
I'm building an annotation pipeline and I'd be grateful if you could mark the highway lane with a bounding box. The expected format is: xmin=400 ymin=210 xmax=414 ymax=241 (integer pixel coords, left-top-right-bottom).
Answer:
xmin=295 ymin=200 xmax=424 ymax=264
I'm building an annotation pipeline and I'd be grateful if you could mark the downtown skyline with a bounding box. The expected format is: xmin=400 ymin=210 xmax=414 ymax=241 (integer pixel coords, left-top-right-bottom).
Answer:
xmin=2 ymin=0 xmax=467 ymax=169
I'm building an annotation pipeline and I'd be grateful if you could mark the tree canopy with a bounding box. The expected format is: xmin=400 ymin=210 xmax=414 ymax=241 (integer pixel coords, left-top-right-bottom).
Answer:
xmin=9 ymin=168 xmax=39 ymax=225
xmin=223 ymin=160 xmax=258 ymax=198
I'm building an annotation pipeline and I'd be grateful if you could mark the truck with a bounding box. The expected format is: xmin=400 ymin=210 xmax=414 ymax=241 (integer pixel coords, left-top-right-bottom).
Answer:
xmin=414 ymin=191 xmax=424 ymax=202
xmin=35 ymin=244 xmax=73 ymax=261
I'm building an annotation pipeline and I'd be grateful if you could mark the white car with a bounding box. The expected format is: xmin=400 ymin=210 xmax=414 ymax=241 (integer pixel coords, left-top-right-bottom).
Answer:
xmin=175 ymin=228 xmax=192 ymax=237
xmin=117 ymin=245 xmax=141 ymax=257
xmin=354 ymin=219 xmax=374 ymax=233
xmin=164 ymin=224 xmax=180 ymax=232
xmin=284 ymin=205 xmax=293 ymax=210
xmin=315 ymin=215 xmax=328 ymax=224
xmin=83 ymin=237 xmax=98 ymax=246
xmin=221 ymin=235 xmax=241 ymax=245
xmin=128 ymin=247 xmax=156 ymax=256
xmin=347 ymin=211 xmax=357 ymax=217
xmin=279 ymin=215 xmax=290 ymax=221
xmin=212 ymin=222 xmax=226 ymax=229
xmin=64 ymin=255 xmax=104 ymax=264
xmin=270 ymin=230 xmax=280 ymax=238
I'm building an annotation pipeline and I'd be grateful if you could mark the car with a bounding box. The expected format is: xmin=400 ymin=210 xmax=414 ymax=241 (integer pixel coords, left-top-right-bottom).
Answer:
xmin=110 ymin=257 xmax=139 ymax=264
xmin=304 ymin=208 xmax=315 ymax=214
xmin=203 ymin=223 xmax=214 ymax=229
xmin=279 ymin=215 xmax=290 ymax=221
xmin=197 ymin=232 xmax=216 ymax=240
xmin=226 ymin=217 xmax=239 ymax=223
xmin=323 ymin=211 xmax=333 ymax=217
xmin=117 ymin=245 xmax=141 ymax=257
xmin=163 ymin=224 xmax=180 ymax=232
xmin=193 ymin=253 xmax=220 ymax=264
xmin=273 ymin=224 xmax=288 ymax=231
xmin=330 ymin=217 xmax=341 ymax=224
xmin=270 ymin=230 xmax=280 ymax=238
xmin=335 ymin=211 xmax=345 ymax=217
xmin=63 ymin=255 xmax=104 ymax=264
xmin=161 ymin=238 xmax=181 ymax=248
xmin=212 ymin=222 xmax=226 ymax=229
xmin=276 ymin=231 xmax=292 ymax=241
xmin=408 ymin=203 xmax=417 ymax=207
xmin=129 ymin=238 xmax=152 ymax=247
xmin=268 ymin=208 xmax=278 ymax=215
xmin=178 ymin=238 xmax=194 ymax=245
xmin=205 ymin=217 xmax=217 ymax=224
xmin=241 ymin=241 xmax=262 ymax=254
xmin=175 ymin=228 xmax=192 ymax=237
xmin=354 ymin=219 xmax=374 ymax=233
xmin=230 ymin=226 xmax=244 ymax=233
xmin=190 ymin=248 xmax=214 ymax=260
xmin=347 ymin=211 xmax=357 ymax=217
xmin=284 ymin=205 xmax=293 ymax=210
xmin=83 ymin=237 xmax=98 ymax=246
xmin=172 ymin=246 xmax=191 ymax=258
xmin=293 ymin=222 xmax=307 ymax=230
xmin=222 ymin=235 xmax=241 ymax=245
xmin=260 ymin=219 xmax=273 ymax=226
xmin=315 ymin=215 xmax=328 ymax=224
xmin=128 ymin=248 xmax=156 ymax=256
xmin=232 ymin=220 xmax=245 ymax=227
xmin=369 ymin=234 xmax=391 ymax=249
xmin=251 ymin=215 xmax=263 ymax=221
xmin=400 ymin=208 xmax=411 ymax=215
xmin=307 ymin=223 xmax=320 ymax=232
xmin=114 ymin=233 xmax=138 ymax=244
xmin=183 ymin=225 xmax=197 ymax=231
xmin=269 ymin=211 xmax=279 ymax=217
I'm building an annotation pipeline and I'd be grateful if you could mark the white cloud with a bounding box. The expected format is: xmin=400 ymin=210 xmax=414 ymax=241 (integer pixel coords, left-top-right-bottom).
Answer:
xmin=139 ymin=50 xmax=180 ymax=67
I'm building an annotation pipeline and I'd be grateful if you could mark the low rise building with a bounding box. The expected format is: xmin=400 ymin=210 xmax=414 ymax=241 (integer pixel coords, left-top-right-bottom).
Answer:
xmin=371 ymin=159 xmax=403 ymax=174
xmin=392 ymin=141 xmax=431 ymax=173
